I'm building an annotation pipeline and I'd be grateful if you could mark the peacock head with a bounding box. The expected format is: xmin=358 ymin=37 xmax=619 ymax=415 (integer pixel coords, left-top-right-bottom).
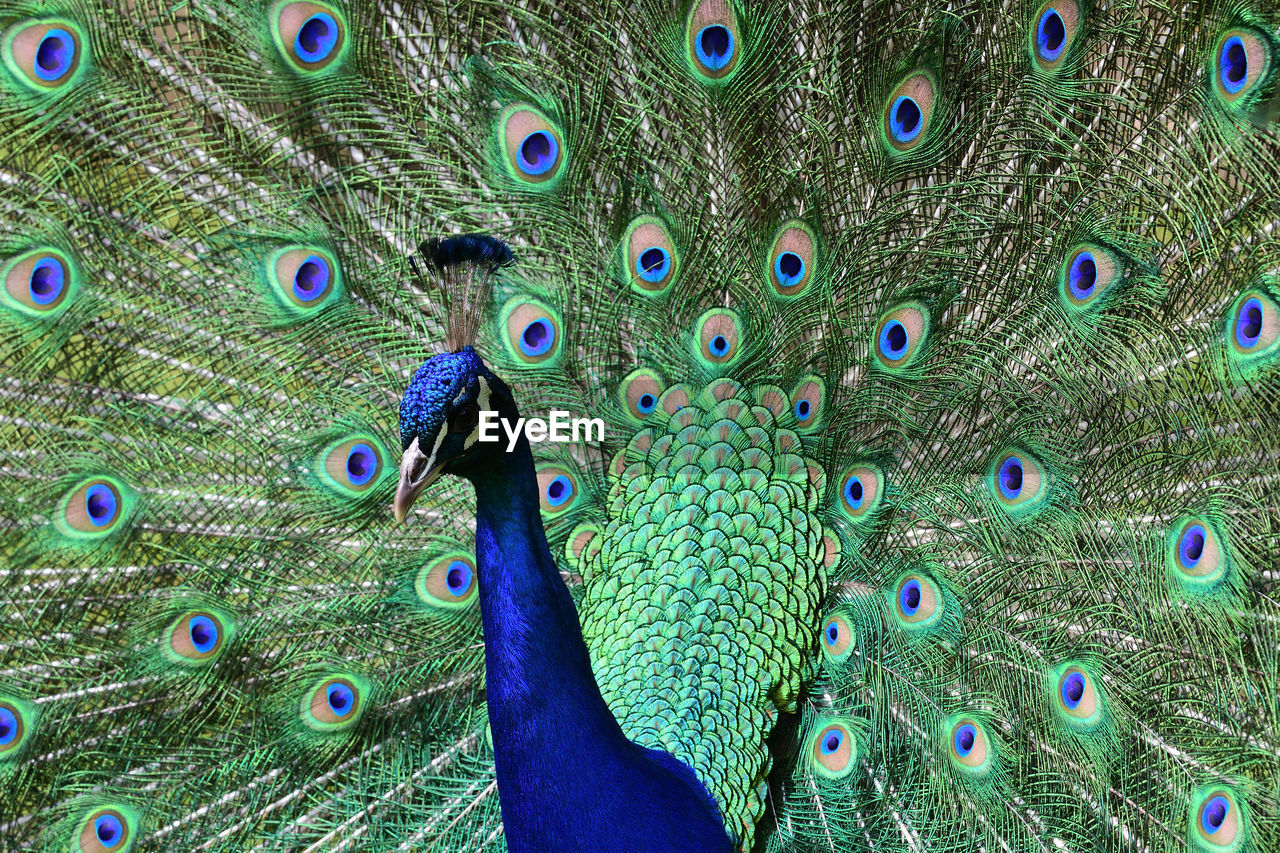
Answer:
xmin=394 ymin=346 xmax=514 ymax=522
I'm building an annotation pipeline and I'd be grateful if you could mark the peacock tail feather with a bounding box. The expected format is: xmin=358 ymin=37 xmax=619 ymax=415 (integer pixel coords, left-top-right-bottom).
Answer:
xmin=1 ymin=0 xmax=1278 ymax=850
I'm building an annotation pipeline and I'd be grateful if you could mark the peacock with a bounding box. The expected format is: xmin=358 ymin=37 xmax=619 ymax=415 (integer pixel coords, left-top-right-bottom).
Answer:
xmin=0 ymin=0 xmax=1277 ymax=849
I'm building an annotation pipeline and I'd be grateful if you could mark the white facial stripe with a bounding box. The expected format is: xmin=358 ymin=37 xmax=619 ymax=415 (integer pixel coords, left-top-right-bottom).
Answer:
xmin=402 ymin=428 xmax=448 ymax=486
xmin=464 ymin=376 xmax=493 ymax=449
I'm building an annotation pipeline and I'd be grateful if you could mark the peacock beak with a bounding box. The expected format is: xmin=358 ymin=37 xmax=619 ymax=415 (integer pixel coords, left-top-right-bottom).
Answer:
xmin=393 ymin=437 xmax=445 ymax=523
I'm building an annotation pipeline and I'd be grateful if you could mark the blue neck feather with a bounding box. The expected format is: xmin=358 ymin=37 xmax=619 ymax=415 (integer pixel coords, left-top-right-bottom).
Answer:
xmin=466 ymin=414 xmax=734 ymax=853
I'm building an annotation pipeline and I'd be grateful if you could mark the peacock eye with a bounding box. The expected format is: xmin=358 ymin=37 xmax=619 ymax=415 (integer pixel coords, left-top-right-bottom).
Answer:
xmin=75 ymin=805 xmax=136 ymax=853
xmin=301 ymin=674 xmax=368 ymax=731
xmin=2 ymin=19 xmax=87 ymax=94
xmin=806 ymin=718 xmax=857 ymax=779
xmin=498 ymin=104 xmax=566 ymax=187
xmin=622 ymin=216 xmax=679 ymax=294
xmin=271 ymin=1 xmax=348 ymax=74
xmin=686 ymin=0 xmax=741 ymax=83
xmin=165 ymin=610 xmax=230 ymax=664
xmin=1030 ymin=0 xmax=1082 ymax=72
xmin=1210 ymin=28 xmax=1274 ymax=109
xmin=1191 ymin=787 xmax=1245 ymax=849
xmin=882 ymin=72 xmax=938 ymax=155
xmin=2 ymin=247 xmax=79 ymax=317
xmin=449 ymin=402 xmax=480 ymax=434
xmin=415 ymin=553 xmax=478 ymax=608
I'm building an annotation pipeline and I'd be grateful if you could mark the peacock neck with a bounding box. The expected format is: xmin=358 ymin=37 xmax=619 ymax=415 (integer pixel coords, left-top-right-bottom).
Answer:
xmin=462 ymin=397 xmax=733 ymax=852
xmin=466 ymin=427 xmax=632 ymax=838
xmin=469 ymin=434 xmax=609 ymax=714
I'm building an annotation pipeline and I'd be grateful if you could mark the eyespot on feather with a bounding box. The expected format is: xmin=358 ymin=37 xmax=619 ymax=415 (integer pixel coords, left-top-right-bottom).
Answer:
xmin=807 ymin=720 xmax=856 ymax=779
xmin=1210 ymin=29 xmax=1274 ymax=107
xmin=881 ymin=71 xmax=937 ymax=155
xmin=837 ymin=465 xmax=884 ymax=523
xmin=685 ymin=0 xmax=741 ymax=83
xmin=622 ymin=216 xmax=679 ymax=294
xmin=620 ymin=369 xmax=665 ymax=421
xmin=948 ymin=716 xmax=992 ymax=774
xmin=892 ymin=572 xmax=941 ymax=629
xmin=766 ymin=221 xmax=818 ymax=297
xmin=1029 ymin=0 xmax=1081 ymax=72
xmin=57 ymin=477 xmax=133 ymax=539
xmin=1190 ymin=786 xmax=1247 ymax=851
xmin=1 ymin=247 xmax=78 ymax=318
xmin=317 ymin=435 xmax=386 ymax=496
xmin=1166 ymin=516 xmax=1229 ymax=589
xmin=164 ymin=610 xmax=231 ymax=664
xmin=1052 ymin=662 xmax=1104 ymax=729
xmin=415 ymin=553 xmax=477 ymax=608
xmin=500 ymin=298 xmax=562 ymax=366
xmin=695 ymin=308 xmax=743 ymax=368
xmin=988 ymin=450 xmax=1048 ymax=516
xmin=536 ymin=465 xmax=581 ymax=515
xmin=1225 ymin=289 xmax=1279 ymax=367
xmin=788 ymin=376 xmax=824 ymax=430
xmin=270 ymin=1 xmax=348 ymax=73
xmin=74 ymin=805 xmax=136 ymax=853
xmin=2 ymin=18 xmax=86 ymax=93
xmin=301 ymin=674 xmax=368 ymax=731
xmin=497 ymin=104 xmax=566 ymax=187
xmin=266 ymin=246 xmax=343 ymax=316
xmin=820 ymin=613 xmax=853 ymax=661
xmin=0 ymin=697 xmax=35 ymax=759
xmin=1058 ymin=243 xmax=1122 ymax=312
xmin=873 ymin=303 xmax=929 ymax=369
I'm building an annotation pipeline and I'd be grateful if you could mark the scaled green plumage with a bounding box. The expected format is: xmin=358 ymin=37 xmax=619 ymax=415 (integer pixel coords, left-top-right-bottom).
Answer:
xmin=1 ymin=0 xmax=1278 ymax=850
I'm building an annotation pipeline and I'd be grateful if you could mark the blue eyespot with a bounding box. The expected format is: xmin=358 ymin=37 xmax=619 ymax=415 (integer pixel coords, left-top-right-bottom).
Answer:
xmin=188 ymin=615 xmax=218 ymax=654
xmin=327 ymin=682 xmax=355 ymax=718
xmin=636 ymin=246 xmax=671 ymax=283
xmin=94 ymin=813 xmax=124 ymax=848
xmin=953 ymin=723 xmax=977 ymax=757
xmin=824 ymin=622 xmax=840 ymax=646
xmin=888 ymin=96 xmax=923 ymax=143
xmin=1179 ymin=524 xmax=1207 ymax=571
xmin=1060 ymin=670 xmax=1086 ymax=709
xmin=1201 ymin=795 xmax=1231 ymax=834
xmin=708 ymin=334 xmax=730 ymax=358
xmin=820 ymin=728 xmax=843 ymax=755
xmin=345 ymin=443 xmax=376 ymax=487
xmin=1068 ymin=251 xmax=1096 ymax=300
xmin=27 ymin=256 xmax=65 ymax=305
xmin=84 ymin=483 xmax=118 ymax=528
xmin=545 ymin=474 xmax=573 ymax=507
xmin=695 ymin=25 xmax=734 ymax=71
xmin=518 ymin=318 xmax=556 ymax=357
xmin=445 ymin=560 xmax=473 ymax=597
xmin=843 ymin=475 xmax=864 ymax=510
xmin=1235 ymin=297 xmax=1263 ymax=349
xmin=997 ymin=456 xmax=1024 ymax=500
xmin=0 ymin=706 xmax=16 ymax=747
xmin=1219 ymin=36 xmax=1247 ymax=94
xmin=899 ymin=578 xmax=922 ymax=616
xmin=637 ymin=393 xmax=657 ymax=415
xmin=878 ymin=319 xmax=909 ymax=361
xmin=1036 ymin=8 xmax=1067 ymax=62
xmin=292 ymin=254 xmax=331 ymax=303
xmin=793 ymin=398 xmax=812 ymax=422
xmin=516 ymin=131 xmax=559 ymax=177
xmin=33 ymin=28 xmax=76 ymax=82
xmin=774 ymin=252 xmax=805 ymax=289
xmin=295 ymin=13 xmax=339 ymax=63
